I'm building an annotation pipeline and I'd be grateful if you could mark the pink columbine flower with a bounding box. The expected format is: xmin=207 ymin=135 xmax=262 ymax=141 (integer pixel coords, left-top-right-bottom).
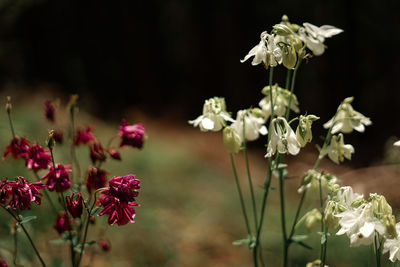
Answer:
xmin=119 ymin=120 xmax=146 ymax=149
xmin=0 ymin=179 xmax=11 ymax=204
xmin=3 ymin=137 xmax=30 ymax=159
xmin=42 ymin=164 xmax=72 ymax=192
xmin=98 ymin=175 xmax=140 ymax=226
xmin=66 ymin=193 xmax=83 ymax=218
xmin=90 ymin=141 xmax=106 ymax=164
xmin=98 ymin=239 xmax=111 ymax=252
xmin=8 ymin=177 xmax=46 ymax=210
xmin=24 ymin=144 xmax=52 ymax=171
xmin=44 ymin=100 xmax=55 ymax=122
xmin=54 ymin=211 xmax=70 ymax=234
xmin=74 ymin=127 xmax=95 ymax=145
xmin=86 ymin=167 xmax=107 ymax=193
xmin=107 ymin=148 xmax=121 ymax=160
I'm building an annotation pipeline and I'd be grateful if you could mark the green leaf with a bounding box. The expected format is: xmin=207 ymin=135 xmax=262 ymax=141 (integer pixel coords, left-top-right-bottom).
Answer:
xmin=74 ymin=240 xmax=96 ymax=253
xmin=232 ymin=238 xmax=251 ymax=246
xmin=292 ymin=240 xmax=313 ymax=250
xmin=17 ymin=216 xmax=37 ymax=226
xmin=291 ymin=235 xmax=308 ymax=242
xmin=50 ymin=234 xmax=70 ymax=246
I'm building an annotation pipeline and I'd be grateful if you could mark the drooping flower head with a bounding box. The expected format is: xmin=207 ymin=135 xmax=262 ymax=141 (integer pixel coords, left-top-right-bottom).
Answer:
xmin=98 ymin=175 xmax=140 ymax=226
xmin=98 ymin=239 xmax=111 ymax=252
xmin=119 ymin=120 xmax=146 ymax=149
xmin=7 ymin=177 xmax=46 ymax=210
xmin=231 ymin=109 xmax=267 ymax=142
xmin=266 ymin=117 xmax=301 ymax=157
xmin=324 ymin=97 xmax=371 ymax=134
xmin=86 ymin=167 xmax=107 ymax=193
xmin=240 ymin=31 xmax=282 ymax=68
xmin=107 ymin=148 xmax=121 ymax=160
xmin=66 ymin=193 xmax=83 ymax=218
xmin=74 ymin=127 xmax=95 ymax=146
xmin=3 ymin=137 xmax=30 ymax=159
xmin=90 ymin=141 xmax=106 ymax=164
xmin=222 ymin=126 xmax=242 ymax=154
xmin=53 ymin=211 xmax=71 ymax=234
xmin=321 ymin=133 xmax=354 ymax=164
xmin=42 ymin=164 xmax=72 ymax=192
xmin=44 ymin=100 xmax=56 ymax=122
xmin=24 ymin=143 xmax=52 ymax=171
xmin=298 ymin=22 xmax=343 ymax=56
xmin=296 ymin=114 xmax=319 ymax=147
xmin=189 ymin=97 xmax=234 ymax=132
xmin=259 ymin=84 xmax=300 ymax=120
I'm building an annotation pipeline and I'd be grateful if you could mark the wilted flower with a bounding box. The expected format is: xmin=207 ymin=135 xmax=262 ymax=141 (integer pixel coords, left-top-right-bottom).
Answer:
xmin=323 ymin=97 xmax=371 ymax=134
xmin=98 ymin=175 xmax=140 ymax=226
xmin=86 ymin=167 xmax=107 ymax=193
xmin=98 ymin=239 xmax=111 ymax=252
xmin=42 ymin=164 xmax=72 ymax=192
xmin=107 ymin=148 xmax=121 ymax=160
xmin=8 ymin=177 xmax=46 ymax=210
xmin=90 ymin=141 xmax=106 ymax=164
xmin=44 ymin=100 xmax=56 ymax=122
xmin=189 ymin=97 xmax=233 ymax=132
xmin=266 ymin=117 xmax=300 ymax=157
xmin=25 ymin=143 xmax=52 ymax=171
xmin=53 ymin=211 xmax=70 ymax=234
xmin=240 ymin=32 xmax=282 ymax=68
xmin=231 ymin=109 xmax=267 ymax=142
xmin=296 ymin=114 xmax=319 ymax=147
xmin=298 ymin=22 xmax=343 ymax=56
xmin=336 ymin=203 xmax=384 ymax=247
xmin=66 ymin=193 xmax=83 ymax=218
xmin=259 ymin=84 xmax=300 ymax=120
xmin=321 ymin=133 xmax=354 ymax=164
xmin=74 ymin=127 xmax=95 ymax=146
xmin=3 ymin=137 xmax=30 ymax=159
xmin=383 ymin=223 xmax=400 ymax=262
xmin=222 ymin=126 xmax=241 ymax=154
xmin=119 ymin=120 xmax=146 ymax=149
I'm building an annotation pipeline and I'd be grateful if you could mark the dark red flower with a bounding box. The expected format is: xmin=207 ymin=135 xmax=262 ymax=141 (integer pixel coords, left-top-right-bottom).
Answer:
xmin=86 ymin=167 xmax=107 ymax=193
xmin=8 ymin=177 xmax=46 ymax=210
xmin=25 ymin=144 xmax=51 ymax=171
xmin=98 ymin=239 xmax=111 ymax=252
xmin=44 ymin=100 xmax=55 ymax=122
xmin=54 ymin=129 xmax=63 ymax=144
xmin=53 ymin=211 xmax=71 ymax=234
xmin=107 ymin=148 xmax=121 ymax=160
xmin=119 ymin=120 xmax=146 ymax=149
xmin=0 ymin=258 xmax=7 ymax=267
xmin=0 ymin=179 xmax=11 ymax=204
xmin=97 ymin=175 xmax=140 ymax=226
xmin=3 ymin=137 xmax=30 ymax=159
xmin=66 ymin=193 xmax=83 ymax=218
xmin=42 ymin=164 xmax=72 ymax=192
xmin=74 ymin=127 xmax=95 ymax=146
xmin=90 ymin=141 xmax=106 ymax=164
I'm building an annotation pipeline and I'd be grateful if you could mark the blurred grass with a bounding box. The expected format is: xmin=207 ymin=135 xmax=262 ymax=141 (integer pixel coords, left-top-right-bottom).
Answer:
xmin=0 ymin=94 xmax=394 ymax=266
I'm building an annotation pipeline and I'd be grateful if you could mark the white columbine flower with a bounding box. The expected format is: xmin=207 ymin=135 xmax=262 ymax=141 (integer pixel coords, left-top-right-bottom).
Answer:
xmin=189 ymin=97 xmax=233 ymax=131
xmin=323 ymin=97 xmax=371 ymax=134
xmin=259 ymin=84 xmax=300 ymax=120
xmin=298 ymin=22 xmax=343 ymax=56
xmin=266 ymin=117 xmax=300 ymax=157
xmin=336 ymin=186 xmax=364 ymax=209
xmin=321 ymin=133 xmax=354 ymax=164
xmin=241 ymin=32 xmax=282 ymax=67
xmin=336 ymin=203 xmax=385 ymax=247
xmin=383 ymin=223 xmax=400 ymax=262
xmin=231 ymin=109 xmax=268 ymax=142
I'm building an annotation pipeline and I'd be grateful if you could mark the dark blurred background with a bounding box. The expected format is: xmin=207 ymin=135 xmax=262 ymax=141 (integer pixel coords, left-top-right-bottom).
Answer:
xmin=0 ymin=0 xmax=399 ymax=164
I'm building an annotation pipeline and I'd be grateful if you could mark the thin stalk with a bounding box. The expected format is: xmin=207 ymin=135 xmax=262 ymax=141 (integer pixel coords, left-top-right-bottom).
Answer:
xmin=242 ymin=117 xmax=258 ymax=231
xmin=13 ymin=222 xmax=18 ymax=265
xmin=285 ymin=59 xmax=302 ymax=120
xmin=288 ymin=190 xmax=307 ymax=239
xmin=285 ymin=70 xmax=292 ymax=90
xmin=318 ymin=177 xmax=325 ymax=267
xmin=278 ymin=155 xmax=289 ymax=267
xmin=70 ymin=106 xmax=81 ymax=187
xmin=7 ymin=109 xmax=16 ymax=138
xmin=269 ymin=67 xmax=275 ymax=118
xmin=229 ymin=154 xmax=251 ymax=236
xmin=0 ymin=205 xmax=46 ymax=267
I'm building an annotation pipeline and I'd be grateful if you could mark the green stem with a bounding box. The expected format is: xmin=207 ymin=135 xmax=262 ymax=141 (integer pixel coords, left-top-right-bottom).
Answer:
xmin=0 ymin=205 xmax=46 ymax=267
xmin=269 ymin=67 xmax=275 ymax=119
xmin=70 ymin=106 xmax=81 ymax=188
xmin=285 ymin=69 xmax=292 ymax=90
xmin=7 ymin=109 xmax=16 ymax=139
xmin=229 ymin=154 xmax=251 ymax=236
xmin=13 ymin=222 xmax=18 ymax=265
xmin=288 ymin=190 xmax=307 ymax=239
xmin=285 ymin=59 xmax=302 ymax=120
xmin=278 ymin=155 xmax=289 ymax=267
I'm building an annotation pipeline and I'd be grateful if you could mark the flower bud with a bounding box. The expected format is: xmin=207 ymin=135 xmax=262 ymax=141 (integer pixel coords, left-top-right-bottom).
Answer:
xmin=47 ymin=130 xmax=56 ymax=150
xmin=273 ymin=24 xmax=293 ymax=36
xmin=98 ymin=239 xmax=111 ymax=252
xmin=343 ymin=96 xmax=354 ymax=104
xmin=223 ymin=126 xmax=241 ymax=154
xmin=384 ymin=214 xmax=397 ymax=239
xmin=5 ymin=96 xmax=11 ymax=113
xmin=303 ymin=208 xmax=322 ymax=232
xmin=66 ymin=193 xmax=83 ymax=218
xmin=351 ymin=198 xmax=367 ymax=209
xmin=296 ymin=114 xmax=319 ymax=147
xmin=282 ymin=45 xmax=297 ymax=69
xmin=324 ymin=200 xmax=342 ymax=229
xmin=370 ymin=193 xmax=392 ymax=219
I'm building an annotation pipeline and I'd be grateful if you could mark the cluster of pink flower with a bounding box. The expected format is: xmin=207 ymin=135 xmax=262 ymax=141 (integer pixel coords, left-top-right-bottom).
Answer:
xmin=0 ymin=97 xmax=147 ymax=266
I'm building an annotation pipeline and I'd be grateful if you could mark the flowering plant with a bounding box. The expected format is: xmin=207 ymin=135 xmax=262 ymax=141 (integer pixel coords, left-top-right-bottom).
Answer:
xmin=189 ymin=14 xmax=397 ymax=267
xmin=0 ymin=95 xmax=146 ymax=266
